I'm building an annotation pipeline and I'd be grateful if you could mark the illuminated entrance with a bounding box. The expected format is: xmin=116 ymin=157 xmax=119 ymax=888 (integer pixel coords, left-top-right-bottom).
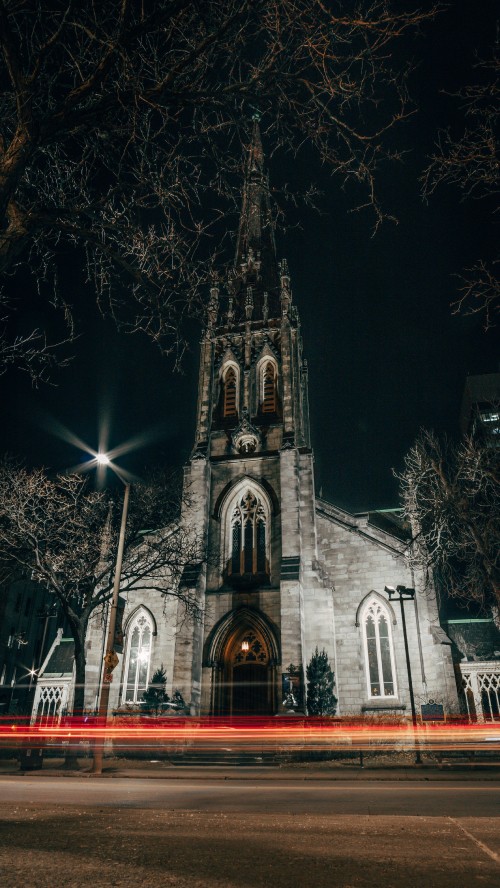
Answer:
xmin=204 ymin=607 xmax=279 ymax=715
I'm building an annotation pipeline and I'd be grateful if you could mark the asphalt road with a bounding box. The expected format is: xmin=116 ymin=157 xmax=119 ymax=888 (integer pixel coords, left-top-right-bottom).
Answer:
xmin=1 ymin=776 xmax=500 ymax=817
xmin=0 ymin=778 xmax=499 ymax=888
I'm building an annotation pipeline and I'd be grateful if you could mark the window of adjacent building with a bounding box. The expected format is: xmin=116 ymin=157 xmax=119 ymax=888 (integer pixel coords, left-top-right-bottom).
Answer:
xmin=362 ymin=599 xmax=397 ymax=698
xmin=229 ymin=490 xmax=268 ymax=577
xmin=122 ymin=610 xmax=153 ymax=704
xmin=261 ymin=361 xmax=277 ymax=414
xmin=480 ymin=410 xmax=500 ymax=434
xmin=222 ymin=365 xmax=238 ymax=417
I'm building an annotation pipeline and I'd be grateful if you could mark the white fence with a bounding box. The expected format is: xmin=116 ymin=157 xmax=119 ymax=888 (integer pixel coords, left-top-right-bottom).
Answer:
xmin=459 ymin=661 xmax=500 ymax=722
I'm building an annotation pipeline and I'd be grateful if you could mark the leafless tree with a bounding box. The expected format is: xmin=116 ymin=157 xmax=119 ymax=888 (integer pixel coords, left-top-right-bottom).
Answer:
xmin=0 ymin=291 xmax=73 ymax=380
xmin=0 ymin=0 xmax=437 ymax=374
xmin=0 ymin=459 xmax=203 ymax=714
xmin=422 ymin=43 xmax=499 ymax=328
xmin=397 ymin=429 xmax=500 ymax=611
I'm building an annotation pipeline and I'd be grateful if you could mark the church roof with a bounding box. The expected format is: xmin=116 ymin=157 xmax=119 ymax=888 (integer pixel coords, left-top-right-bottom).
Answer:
xmin=41 ymin=637 xmax=75 ymax=678
xmin=316 ymin=497 xmax=409 ymax=554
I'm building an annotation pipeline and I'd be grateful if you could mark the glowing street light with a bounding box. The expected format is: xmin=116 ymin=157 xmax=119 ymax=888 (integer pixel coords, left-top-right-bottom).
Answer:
xmin=96 ymin=452 xmax=111 ymax=466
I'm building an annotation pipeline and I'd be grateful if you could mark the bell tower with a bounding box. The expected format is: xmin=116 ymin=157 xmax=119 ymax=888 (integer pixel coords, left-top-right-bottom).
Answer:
xmin=174 ymin=120 xmax=325 ymax=715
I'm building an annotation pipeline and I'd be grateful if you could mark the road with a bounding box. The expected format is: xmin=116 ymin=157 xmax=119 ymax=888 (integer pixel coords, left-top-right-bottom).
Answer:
xmin=0 ymin=777 xmax=499 ymax=887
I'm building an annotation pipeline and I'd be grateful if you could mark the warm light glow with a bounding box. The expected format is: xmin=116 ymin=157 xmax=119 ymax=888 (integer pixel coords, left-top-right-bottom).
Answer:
xmin=96 ymin=453 xmax=111 ymax=466
xmin=1 ymin=717 xmax=499 ymax=759
xmin=241 ymin=641 xmax=250 ymax=652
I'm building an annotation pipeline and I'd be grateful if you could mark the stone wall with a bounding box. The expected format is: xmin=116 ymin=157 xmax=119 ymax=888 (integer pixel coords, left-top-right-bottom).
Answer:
xmin=314 ymin=505 xmax=458 ymax=716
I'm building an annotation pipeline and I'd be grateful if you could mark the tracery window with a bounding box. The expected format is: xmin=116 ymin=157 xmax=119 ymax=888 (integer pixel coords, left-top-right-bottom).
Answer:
xmin=229 ymin=490 xmax=268 ymax=577
xmin=36 ymin=685 xmax=65 ymax=722
xmin=362 ymin=599 xmax=397 ymax=698
xmin=123 ymin=610 xmax=153 ymax=703
xmin=261 ymin=361 xmax=277 ymax=414
xmin=223 ymin=365 xmax=238 ymax=417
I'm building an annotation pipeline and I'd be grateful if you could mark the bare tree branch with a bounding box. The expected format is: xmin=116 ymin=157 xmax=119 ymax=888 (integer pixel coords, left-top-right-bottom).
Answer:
xmin=422 ymin=40 xmax=499 ymax=328
xmin=0 ymin=459 xmax=203 ymax=713
xmin=397 ymin=429 xmax=500 ymax=611
xmin=0 ymin=0 xmax=439 ymax=372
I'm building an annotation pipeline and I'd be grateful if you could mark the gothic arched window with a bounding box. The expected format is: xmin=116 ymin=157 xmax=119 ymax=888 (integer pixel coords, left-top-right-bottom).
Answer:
xmin=261 ymin=361 xmax=277 ymax=414
xmin=362 ymin=599 xmax=397 ymax=698
xmin=122 ymin=609 xmax=153 ymax=703
xmin=229 ymin=490 xmax=268 ymax=577
xmin=222 ymin=365 xmax=238 ymax=418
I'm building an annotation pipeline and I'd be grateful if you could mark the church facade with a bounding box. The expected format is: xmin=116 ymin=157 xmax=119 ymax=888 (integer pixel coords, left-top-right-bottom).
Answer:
xmin=78 ymin=124 xmax=458 ymax=720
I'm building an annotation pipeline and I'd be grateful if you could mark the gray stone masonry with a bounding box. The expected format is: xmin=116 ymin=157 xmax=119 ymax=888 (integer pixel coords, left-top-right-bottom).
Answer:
xmin=315 ymin=506 xmax=458 ymax=717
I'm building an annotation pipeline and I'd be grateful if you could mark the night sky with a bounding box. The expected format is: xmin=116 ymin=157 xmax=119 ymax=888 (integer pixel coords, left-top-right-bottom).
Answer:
xmin=0 ymin=2 xmax=498 ymax=513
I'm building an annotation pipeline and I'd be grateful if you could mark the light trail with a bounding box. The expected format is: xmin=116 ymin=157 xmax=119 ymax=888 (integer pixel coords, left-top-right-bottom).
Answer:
xmin=1 ymin=717 xmax=499 ymax=756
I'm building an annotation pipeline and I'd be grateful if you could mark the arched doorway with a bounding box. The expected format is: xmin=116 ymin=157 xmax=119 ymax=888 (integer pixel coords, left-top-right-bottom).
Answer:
xmin=204 ymin=607 xmax=279 ymax=715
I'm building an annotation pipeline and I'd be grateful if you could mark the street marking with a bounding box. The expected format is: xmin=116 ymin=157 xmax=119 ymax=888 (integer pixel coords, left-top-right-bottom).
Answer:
xmin=448 ymin=817 xmax=500 ymax=865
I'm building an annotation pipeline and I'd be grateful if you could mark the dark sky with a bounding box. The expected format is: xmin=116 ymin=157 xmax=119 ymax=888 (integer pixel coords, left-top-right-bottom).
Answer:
xmin=0 ymin=2 xmax=498 ymax=513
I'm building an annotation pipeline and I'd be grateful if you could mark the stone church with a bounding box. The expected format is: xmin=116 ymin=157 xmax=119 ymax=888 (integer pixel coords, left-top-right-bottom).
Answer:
xmin=34 ymin=123 xmax=460 ymax=720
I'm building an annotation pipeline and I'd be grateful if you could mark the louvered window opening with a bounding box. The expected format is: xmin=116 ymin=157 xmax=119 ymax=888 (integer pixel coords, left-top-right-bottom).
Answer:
xmin=262 ymin=362 xmax=276 ymax=413
xmin=223 ymin=367 xmax=237 ymax=417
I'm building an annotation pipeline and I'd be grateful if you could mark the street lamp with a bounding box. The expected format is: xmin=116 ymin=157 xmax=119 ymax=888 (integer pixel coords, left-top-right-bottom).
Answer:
xmin=92 ymin=454 xmax=130 ymax=775
xmin=384 ymin=585 xmax=422 ymax=765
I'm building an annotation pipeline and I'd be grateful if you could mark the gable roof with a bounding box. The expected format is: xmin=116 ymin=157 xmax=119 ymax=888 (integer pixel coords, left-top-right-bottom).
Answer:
xmin=316 ymin=497 xmax=410 ymax=555
xmin=40 ymin=634 xmax=75 ymax=678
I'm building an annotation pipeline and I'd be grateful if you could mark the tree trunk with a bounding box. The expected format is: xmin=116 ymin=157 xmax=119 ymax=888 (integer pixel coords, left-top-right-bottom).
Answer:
xmin=72 ymin=626 xmax=87 ymax=716
xmin=64 ymin=619 xmax=87 ymax=770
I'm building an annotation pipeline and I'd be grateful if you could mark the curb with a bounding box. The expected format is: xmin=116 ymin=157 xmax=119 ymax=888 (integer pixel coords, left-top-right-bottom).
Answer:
xmin=3 ymin=763 xmax=500 ymax=781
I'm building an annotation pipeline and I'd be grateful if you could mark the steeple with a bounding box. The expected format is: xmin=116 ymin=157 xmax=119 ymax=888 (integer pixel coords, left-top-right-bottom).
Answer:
xmin=195 ymin=122 xmax=309 ymax=458
xmin=225 ymin=118 xmax=280 ymax=326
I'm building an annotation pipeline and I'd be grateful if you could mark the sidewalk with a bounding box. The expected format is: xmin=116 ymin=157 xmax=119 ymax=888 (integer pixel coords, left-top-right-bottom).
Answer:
xmin=2 ymin=755 xmax=500 ymax=780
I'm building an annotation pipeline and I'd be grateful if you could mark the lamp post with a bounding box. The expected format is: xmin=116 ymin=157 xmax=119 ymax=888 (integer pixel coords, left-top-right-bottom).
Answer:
xmin=92 ymin=453 xmax=130 ymax=775
xmin=384 ymin=585 xmax=422 ymax=765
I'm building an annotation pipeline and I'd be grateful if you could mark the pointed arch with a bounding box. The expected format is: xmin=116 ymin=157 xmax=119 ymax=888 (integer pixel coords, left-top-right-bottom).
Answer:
xmin=213 ymin=475 xmax=279 ymax=521
xmin=219 ymin=478 xmax=273 ymax=581
xmin=256 ymin=354 xmax=278 ymax=415
xmin=123 ymin=604 xmax=158 ymax=637
xmin=203 ymin=606 xmax=280 ymax=668
xmin=358 ymin=594 xmax=398 ymax=700
xmin=221 ymin=361 xmax=239 ymax=418
xmin=355 ymin=591 xmax=397 ymax=628
xmin=121 ymin=606 xmax=155 ymax=704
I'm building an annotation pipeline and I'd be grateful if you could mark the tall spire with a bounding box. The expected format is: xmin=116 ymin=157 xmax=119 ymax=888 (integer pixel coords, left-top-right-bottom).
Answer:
xmin=235 ymin=117 xmax=267 ymax=266
xmin=228 ymin=118 xmax=280 ymax=323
